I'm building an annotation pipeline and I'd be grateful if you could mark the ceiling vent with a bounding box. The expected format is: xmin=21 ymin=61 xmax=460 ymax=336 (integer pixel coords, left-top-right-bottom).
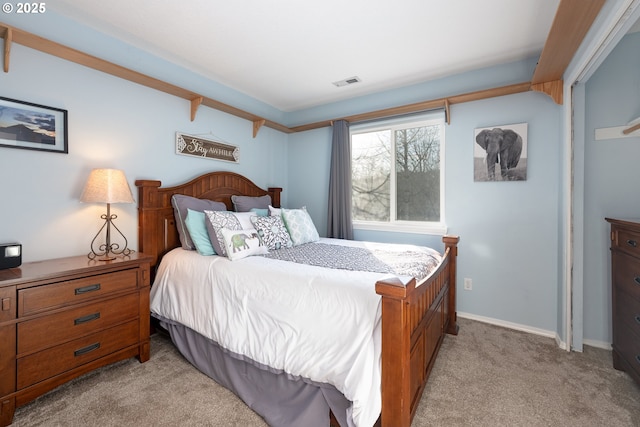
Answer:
xmin=332 ymin=76 xmax=362 ymax=87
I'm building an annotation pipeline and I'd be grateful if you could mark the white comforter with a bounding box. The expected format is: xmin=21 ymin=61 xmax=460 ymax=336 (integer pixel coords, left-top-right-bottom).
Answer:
xmin=149 ymin=238 xmax=441 ymax=427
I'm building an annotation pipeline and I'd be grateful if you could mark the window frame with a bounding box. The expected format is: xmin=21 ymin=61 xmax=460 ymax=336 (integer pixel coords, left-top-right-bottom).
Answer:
xmin=350 ymin=112 xmax=447 ymax=235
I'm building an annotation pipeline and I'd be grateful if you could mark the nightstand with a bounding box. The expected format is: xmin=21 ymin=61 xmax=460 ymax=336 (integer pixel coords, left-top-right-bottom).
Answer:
xmin=0 ymin=253 xmax=152 ymax=427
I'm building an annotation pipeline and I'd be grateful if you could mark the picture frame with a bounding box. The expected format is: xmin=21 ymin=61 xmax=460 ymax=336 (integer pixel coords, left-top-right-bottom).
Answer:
xmin=0 ymin=96 xmax=68 ymax=154
xmin=474 ymin=122 xmax=528 ymax=182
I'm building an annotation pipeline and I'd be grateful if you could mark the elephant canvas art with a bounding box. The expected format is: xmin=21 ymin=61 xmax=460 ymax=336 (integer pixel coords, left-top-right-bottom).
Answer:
xmin=474 ymin=123 xmax=527 ymax=181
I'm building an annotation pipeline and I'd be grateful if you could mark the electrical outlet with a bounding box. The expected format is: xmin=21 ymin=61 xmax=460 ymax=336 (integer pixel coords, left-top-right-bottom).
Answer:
xmin=463 ymin=278 xmax=472 ymax=290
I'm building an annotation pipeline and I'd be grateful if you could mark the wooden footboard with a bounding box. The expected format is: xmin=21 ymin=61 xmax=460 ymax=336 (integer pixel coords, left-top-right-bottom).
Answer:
xmin=375 ymin=235 xmax=459 ymax=427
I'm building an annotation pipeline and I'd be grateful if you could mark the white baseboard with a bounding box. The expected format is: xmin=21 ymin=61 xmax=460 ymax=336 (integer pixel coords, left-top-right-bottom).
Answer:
xmin=457 ymin=311 xmax=567 ymax=349
xmin=457 ymin=312 xmax=613 ymax=352
xmin=582 ymin=338 xmax=612 ymax=350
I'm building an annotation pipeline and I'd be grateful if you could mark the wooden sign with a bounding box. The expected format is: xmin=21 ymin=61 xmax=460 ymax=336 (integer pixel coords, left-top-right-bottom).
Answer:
xmin=176 ymin=132 xmax=239 ymax=163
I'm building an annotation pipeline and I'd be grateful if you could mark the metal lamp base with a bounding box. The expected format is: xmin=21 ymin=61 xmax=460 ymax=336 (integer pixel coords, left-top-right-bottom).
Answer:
xmin=87 ymin=203 xmax=132 ymax=261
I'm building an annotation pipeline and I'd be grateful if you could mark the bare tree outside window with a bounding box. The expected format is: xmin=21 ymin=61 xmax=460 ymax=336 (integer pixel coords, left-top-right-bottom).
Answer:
xmin=351 ymin=117 xmax=443 ymax=226
xmin=396 ymin=125 xmax=440 ymax=221
xmin=352 ymin=129 xmax=391 ymax=221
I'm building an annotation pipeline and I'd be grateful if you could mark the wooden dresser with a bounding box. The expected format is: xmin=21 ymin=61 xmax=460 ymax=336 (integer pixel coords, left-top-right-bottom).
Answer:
xmin=0 ymin=253 xmax=151 ymax=427
xmin=606 ymin=218 xmax=640 ymax=386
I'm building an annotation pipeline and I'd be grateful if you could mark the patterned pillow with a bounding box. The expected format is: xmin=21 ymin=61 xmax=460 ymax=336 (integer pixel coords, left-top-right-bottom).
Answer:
xmin=221 ymin=228 xmax=268 ymax=260
xmin=204 ymin=210 xmax=243 ymax=256
xmin=250 ymin=215 xmax=293 ymax=250
xmin=282 ymin=207 xmax=320 ymax=246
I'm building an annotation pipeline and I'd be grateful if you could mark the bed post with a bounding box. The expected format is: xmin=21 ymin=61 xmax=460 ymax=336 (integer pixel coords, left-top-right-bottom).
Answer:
xmin=268 ymin=187 xmax=282 ymax=208
xmin=443 ymin=235 xmax=459 ymax=335
xmin=375 ymin=277 xmax=412 ymax=427
xmin=375 ymin=234 xmax=460 ymax=427
xmin=135 ymin=179 xmax=162 ymax=267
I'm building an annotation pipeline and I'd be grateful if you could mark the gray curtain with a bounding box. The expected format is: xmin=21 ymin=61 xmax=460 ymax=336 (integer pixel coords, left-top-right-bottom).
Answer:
xmin=327 ymin=120 xmax=353 ymax=239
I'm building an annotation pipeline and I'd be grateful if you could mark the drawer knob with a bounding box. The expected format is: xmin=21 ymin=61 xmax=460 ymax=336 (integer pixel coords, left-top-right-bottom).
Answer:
xmin=74 ymin=283 xmax=101 ymax=295
xmin=635 ymin=277 xmax=640 ymax=285
xmin=74 ymin=342 xmax=100 ymax=357
xmin=74 ymin=312 xmax=101 ymax=325
xmin=628 ymin=239 xmax=638 ymax=247
xmin=636 ymin=315 xmax=640 ymax=325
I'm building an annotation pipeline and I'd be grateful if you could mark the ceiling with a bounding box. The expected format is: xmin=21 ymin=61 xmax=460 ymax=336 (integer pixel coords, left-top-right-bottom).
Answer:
xmin=50 ymin=0 xmax=561 ymax=112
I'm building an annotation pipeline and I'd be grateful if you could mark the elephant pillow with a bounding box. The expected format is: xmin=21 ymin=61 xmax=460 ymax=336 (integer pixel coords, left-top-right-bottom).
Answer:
xmin=204 ymin=210 xmax=243 ymax=257
xmin=220 ymin=228 xmax=268 ymax=261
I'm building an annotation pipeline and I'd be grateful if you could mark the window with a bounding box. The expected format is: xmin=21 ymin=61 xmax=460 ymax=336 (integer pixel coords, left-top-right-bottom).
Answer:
xmin=350 ymin=113 xmax=445 ymax=234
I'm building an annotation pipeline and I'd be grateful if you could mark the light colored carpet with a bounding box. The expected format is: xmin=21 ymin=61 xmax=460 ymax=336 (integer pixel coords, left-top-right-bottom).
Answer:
xmin=11 ymin=318 xmax=640 ymax=426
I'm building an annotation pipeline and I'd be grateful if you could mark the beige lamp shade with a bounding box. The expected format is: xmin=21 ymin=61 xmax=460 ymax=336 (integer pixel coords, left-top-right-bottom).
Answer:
xmin=80 ymin=168 xmax=134 ymax=204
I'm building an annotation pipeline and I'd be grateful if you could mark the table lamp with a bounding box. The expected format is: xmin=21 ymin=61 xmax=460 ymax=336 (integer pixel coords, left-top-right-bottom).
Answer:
xmin=80 ymin=168 xmax=134 ymax=260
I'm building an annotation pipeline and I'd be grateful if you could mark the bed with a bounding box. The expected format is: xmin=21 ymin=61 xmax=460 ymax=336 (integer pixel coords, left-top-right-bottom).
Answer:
xmin=135 ymin=171 xmax=459 ymax=427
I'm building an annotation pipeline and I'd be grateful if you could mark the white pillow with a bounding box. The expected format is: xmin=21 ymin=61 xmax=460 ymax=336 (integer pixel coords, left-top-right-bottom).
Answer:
xmin=221 ymin=228 xmax=268 ymax=260
xmin=268 ymin=205 xmax=282 ymax=217
xmin=232 ymin=211 xmax=257 ymax=229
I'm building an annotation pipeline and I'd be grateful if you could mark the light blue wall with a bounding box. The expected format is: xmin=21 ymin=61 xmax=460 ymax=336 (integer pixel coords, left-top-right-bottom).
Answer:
xmin=0 ymin=18 xmax=288 ymax=262
xmin=1 ymin=11 xmax=568 ymax=336
xmin=289 ymin=78 xmax=563 ymax=333
xmin=583 ymin=31 xmax=640 ymax=345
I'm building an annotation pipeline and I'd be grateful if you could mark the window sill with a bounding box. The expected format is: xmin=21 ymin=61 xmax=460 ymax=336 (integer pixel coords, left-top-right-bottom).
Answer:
xmin=353 ymin=221 xmax=448 ymax=235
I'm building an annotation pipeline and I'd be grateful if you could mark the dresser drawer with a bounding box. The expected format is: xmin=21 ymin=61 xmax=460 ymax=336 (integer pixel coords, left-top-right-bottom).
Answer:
xmin=613 ymin=322 xmax=640 ymax=379
xmin=16 ymin=320 xmax=139 ymax=389
xmin=17 ymin=292 xmax=139 ymax=355
xmin=615 ymin=289 xmax=640 ymax=341
xmin=612 ymin=252 xmax=640 ymax=301
xmin=18 ymin=269 xmax=137 ymax=316
xmin=614 ymin=227 xmax=640 ymax=259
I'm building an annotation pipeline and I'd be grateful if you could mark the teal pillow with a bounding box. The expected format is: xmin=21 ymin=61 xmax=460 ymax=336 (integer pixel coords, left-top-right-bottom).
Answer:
xmin=250 ymin=208 xmax=269 ymax=217
xmin=171 ymin=194 xmax=226 ymax=250
xmin=185 ymin=209 xmax=216 ymax=255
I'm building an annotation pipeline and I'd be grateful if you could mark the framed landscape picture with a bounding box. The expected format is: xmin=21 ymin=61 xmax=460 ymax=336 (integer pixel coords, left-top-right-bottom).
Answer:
xmin=0 ymin=97 xmax=68 ymax=154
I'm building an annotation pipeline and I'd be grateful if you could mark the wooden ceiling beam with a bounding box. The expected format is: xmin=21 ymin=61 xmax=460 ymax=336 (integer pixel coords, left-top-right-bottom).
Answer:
xmin=2 ymin=26 xmax=11 ymax=72
xmin=532 ymin=0 xmax=606 ymax=88
xmin=531 ymin=79 xmax=563 ymax=105
xmin=2 ymin=6 xmax=601 ymax=135
xmin=288 ymin=82 xmax=533 ymax=132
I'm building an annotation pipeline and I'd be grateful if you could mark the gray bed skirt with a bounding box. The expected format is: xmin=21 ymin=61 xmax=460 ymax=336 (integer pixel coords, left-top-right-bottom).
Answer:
xmin=157 ymin=316 xmax=352 ymax=427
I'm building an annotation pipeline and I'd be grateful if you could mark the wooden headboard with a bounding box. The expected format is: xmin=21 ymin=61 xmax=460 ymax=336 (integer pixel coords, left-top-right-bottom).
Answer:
xmin=135 ymin=171 xmax=282 ymax=270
